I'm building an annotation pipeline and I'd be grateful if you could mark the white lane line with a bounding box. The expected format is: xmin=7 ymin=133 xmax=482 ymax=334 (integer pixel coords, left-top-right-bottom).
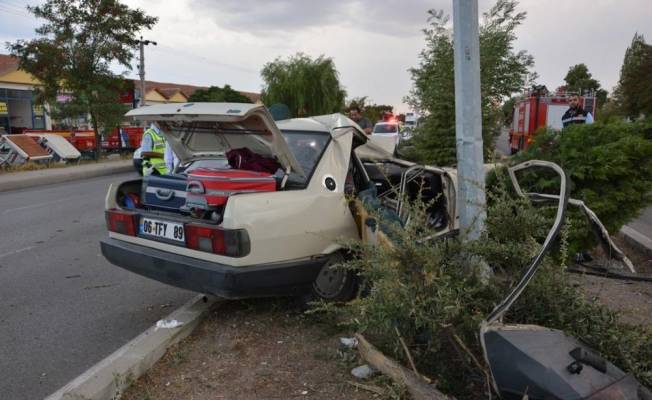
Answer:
xmin=0 ymin=246 xmax=36 ymax=259
xmin=2 ymin=195 xmax=86 ymax=214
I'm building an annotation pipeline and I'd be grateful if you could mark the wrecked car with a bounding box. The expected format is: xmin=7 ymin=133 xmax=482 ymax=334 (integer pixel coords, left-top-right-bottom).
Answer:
xmin=100 ymin=102 xmax=458 ymax=300
xmin=479 ymin=160 xmax=651 ymax=400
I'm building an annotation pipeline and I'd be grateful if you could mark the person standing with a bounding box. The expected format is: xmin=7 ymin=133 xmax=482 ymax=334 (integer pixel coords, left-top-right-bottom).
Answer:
xmin=140 ymin=122 xmax=168 ymax=176
xmin=164 ymin=141 xmax=179 ymax=174
xmin=562 ymin=94 xmax=594 ymax=128
xmin=348 ymin=106 xmax=372 ymax=135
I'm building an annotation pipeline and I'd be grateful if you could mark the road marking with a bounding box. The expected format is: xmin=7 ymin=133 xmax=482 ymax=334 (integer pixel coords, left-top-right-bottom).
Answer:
xmin=0 ymin=246 xmax=36 ymax=259
xmin=2 ymin=195 xmax=85 ymax=214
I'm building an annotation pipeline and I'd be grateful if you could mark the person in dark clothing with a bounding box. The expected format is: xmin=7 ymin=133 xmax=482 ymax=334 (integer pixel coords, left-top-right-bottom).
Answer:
xmin=348 ymin=106 xmax=372 ymax=135
xmin=562 ymin=94 xmax=594 ymax=128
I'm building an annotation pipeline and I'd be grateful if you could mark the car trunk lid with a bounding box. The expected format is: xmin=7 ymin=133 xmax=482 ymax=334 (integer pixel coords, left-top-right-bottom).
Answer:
xmin=126 ymin=103 xmax=305 ymax=177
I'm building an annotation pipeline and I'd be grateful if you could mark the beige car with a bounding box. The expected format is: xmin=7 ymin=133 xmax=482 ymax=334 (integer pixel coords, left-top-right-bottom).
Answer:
xmin=100 ymin=103 xmax=458 ymax=300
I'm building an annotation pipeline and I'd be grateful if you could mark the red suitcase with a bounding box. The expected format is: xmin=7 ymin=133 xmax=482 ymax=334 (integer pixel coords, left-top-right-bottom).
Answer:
xmin=186 ymin=168 xmax=277 ymax=212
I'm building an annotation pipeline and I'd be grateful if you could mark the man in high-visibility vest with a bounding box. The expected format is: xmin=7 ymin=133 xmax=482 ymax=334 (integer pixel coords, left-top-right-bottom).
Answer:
xmin=140 ymin=122 xmax=169 ymax=176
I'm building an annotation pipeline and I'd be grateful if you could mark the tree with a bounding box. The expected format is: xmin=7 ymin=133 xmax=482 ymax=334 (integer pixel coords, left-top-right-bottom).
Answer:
xmin=405 ymin=0 xmax=536 ymax=165
xmin=517 ymin=121 xmax=652 ymax=252
xmin=345 ymin=96 xmax=393 ymax=125
xmin=501 ymin=96 xmax=517 ymax=127
xmin=188 ymin=85 xmax=252 ymax=103
xmin=563 ymin=63 xmax=607 ymax=106
xmin=261 ymin=53 xmax=346 ymax=118
xmin=8 ymin=0 xmax=157 ymax=159
xmin=613 ymin=33 xmax=652 ymax=119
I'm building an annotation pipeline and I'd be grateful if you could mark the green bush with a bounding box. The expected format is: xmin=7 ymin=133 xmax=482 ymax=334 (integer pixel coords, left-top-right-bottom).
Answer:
xmin=322 ymin=174 xmax=652 ymax=398
xmin=516 ymin=121 xmax=652 ymax=250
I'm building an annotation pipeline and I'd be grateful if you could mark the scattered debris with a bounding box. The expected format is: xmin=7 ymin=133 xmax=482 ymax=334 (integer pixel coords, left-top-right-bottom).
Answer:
xmin=155 ymin=319 xmax=183 ymax=330
xmin=339 ymin=337 xmax=358 ymax=349
xmin=351 ymin=364 xmax=376 ymax=380
xmin=346 ymin=381 xmax=385 ymax=396
xmin=355 ymin=334 xmax=452 ymax=400
xmin=482 ymin=161 xmax=652 ymax=399
xmin=83 ymin=283 xmax=118 ymax=290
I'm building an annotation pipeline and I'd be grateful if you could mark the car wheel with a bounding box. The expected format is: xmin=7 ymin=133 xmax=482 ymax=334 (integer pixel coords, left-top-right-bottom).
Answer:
xmin=310 ymin=252 xmax=358 ymax=302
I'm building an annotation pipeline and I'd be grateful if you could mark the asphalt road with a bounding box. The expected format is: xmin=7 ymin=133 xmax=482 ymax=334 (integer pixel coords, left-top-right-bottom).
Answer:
xmin=630 ymin=205 xmax=652 ymax=239
xmin=0 ymin=173 xmax=193 ymax=400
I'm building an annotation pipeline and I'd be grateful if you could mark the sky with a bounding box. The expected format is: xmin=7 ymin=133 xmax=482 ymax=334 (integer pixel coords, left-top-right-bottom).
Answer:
xmin=1 ymin=0 xmax=651 ymax=113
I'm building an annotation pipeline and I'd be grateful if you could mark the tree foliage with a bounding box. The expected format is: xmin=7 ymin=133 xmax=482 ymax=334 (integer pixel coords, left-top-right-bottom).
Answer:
xmin=405 ymin=0 xmax=535 ymax=165
xmin=187 ymin=85 xmax=252 ymax=103
xmin=613 ymin=33 xmax=652 ymax=119
xmin=260 ymin=53 xmax=346 ymax=118
xmin=563 ymin=63 xmax=608 ymax=106
xmin=345 ymin=96 xmax=393 ymax=125
xmin=8 ymin=0 xmax=157 ymax=158
xmin=516 ymin=121 xmax=652 ymax=250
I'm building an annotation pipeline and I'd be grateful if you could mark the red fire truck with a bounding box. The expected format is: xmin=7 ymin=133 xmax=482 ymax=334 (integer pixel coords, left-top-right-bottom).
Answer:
xmin=509 ymin=88 xmax=597 ymax=153
xmin=24 ymin=126 xmax=143 ymax=156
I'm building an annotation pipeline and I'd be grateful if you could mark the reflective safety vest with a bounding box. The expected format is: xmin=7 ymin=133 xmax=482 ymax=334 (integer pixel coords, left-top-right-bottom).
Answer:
xmin=142 ymin=128 xmax=169 ymax=175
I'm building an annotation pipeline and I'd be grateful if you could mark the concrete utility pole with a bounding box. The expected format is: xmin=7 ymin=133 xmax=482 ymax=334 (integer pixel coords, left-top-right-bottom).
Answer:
xmin=138 ymin=36 xmax=157 ymax=107
xmin=453 ymin=0 xmax=486 ymax=240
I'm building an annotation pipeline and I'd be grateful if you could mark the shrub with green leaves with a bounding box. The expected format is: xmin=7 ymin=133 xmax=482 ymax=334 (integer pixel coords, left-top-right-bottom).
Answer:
xmin=323 ymin=173 xmax=652 ymax=398
xmin=516 ymin=121 xmax=652 ymax=251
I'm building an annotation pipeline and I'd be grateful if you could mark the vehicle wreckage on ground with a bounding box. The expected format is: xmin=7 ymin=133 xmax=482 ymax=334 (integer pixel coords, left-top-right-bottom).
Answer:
xmin=100 ymin=103 xmax=650 ymax=398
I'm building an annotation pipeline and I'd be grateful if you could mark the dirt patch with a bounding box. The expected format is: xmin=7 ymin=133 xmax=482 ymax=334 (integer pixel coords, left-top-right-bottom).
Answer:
xmin=121 ymin=299 xmax=384 ymax=400
xmin=573 ymin=275 xmax=652 ymax=326
xmin=120 ymin=237 xmax=652 ymax=400
xmin=571 ymin=237 xmax=652 ymax=327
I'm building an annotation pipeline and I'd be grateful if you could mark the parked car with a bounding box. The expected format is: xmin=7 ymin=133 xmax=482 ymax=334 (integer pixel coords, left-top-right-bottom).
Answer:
xmin=100 ymin=102 xmax=459 ymax=301
xmin=371 ymin=122 xmax=401 ymax=154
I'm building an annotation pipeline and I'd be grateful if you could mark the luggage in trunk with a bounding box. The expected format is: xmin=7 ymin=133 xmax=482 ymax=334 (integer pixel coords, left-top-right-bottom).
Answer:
xmin=186 ymin=168 xmax=277 ymax=212
xmin=141 ymin=174 xmax=188 ymax=211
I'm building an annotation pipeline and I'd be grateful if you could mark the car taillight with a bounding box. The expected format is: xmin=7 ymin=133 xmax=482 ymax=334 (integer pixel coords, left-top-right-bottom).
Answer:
xmin=185 ymin=223 xmax=250 ymax=257
xmin=106 ymin=209 xmax=139 ymax=236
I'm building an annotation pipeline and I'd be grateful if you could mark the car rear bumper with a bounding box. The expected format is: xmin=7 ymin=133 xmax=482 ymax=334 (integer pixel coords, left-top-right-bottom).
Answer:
xmin=100 ymin=238 xmax=329 ymax=299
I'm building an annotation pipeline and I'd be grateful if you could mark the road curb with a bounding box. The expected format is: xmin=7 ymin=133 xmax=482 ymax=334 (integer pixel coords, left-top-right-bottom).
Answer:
xmin=44 ymin=294 xmax=217 ymax=400
xmin=0 ymin=160 xmax=133 ymax=193
xmin=619 ymin=226 xmax=652 ymax=258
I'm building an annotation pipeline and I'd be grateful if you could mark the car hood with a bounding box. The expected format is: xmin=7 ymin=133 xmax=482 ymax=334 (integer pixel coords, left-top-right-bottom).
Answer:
xmin=125 ymin=102 xmax=305 ymax=176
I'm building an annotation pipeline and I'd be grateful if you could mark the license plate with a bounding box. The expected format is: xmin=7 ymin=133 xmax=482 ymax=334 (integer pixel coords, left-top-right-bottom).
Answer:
xmin=140 ymin=217 xmax=185 ymax=243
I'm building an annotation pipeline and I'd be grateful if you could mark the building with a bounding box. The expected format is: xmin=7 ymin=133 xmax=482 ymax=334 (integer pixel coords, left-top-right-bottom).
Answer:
xmin=0 ymin=54 xmax=261 ymax=133
xmin=136 ymin=80 xmax=261 ymax=105
xmin=0 ymin=54 xmax=50 ymax=133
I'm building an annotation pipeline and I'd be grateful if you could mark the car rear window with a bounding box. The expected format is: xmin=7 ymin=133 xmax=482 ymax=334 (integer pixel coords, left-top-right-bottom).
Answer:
xmin=280 ymin=130 xmax=331 ymax=186
xmin=373 ymin=124 xmax=398 ymax=133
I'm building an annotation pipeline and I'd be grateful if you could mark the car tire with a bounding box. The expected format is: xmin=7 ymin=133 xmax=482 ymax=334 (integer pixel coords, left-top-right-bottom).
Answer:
xmin=308 ymin=252 xmax=358 ymax=303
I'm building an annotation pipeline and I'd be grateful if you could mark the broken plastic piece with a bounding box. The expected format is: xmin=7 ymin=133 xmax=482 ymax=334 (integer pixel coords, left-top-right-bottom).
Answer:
xmin=155 ymin=319 xmax=183 ymax=330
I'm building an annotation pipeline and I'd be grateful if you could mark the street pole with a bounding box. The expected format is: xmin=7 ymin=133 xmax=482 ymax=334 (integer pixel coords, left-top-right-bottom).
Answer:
xmin=138 ymin=36 xmax=157 ymax=107
xmin=453 ymin=0 xmax=486 ymax=241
